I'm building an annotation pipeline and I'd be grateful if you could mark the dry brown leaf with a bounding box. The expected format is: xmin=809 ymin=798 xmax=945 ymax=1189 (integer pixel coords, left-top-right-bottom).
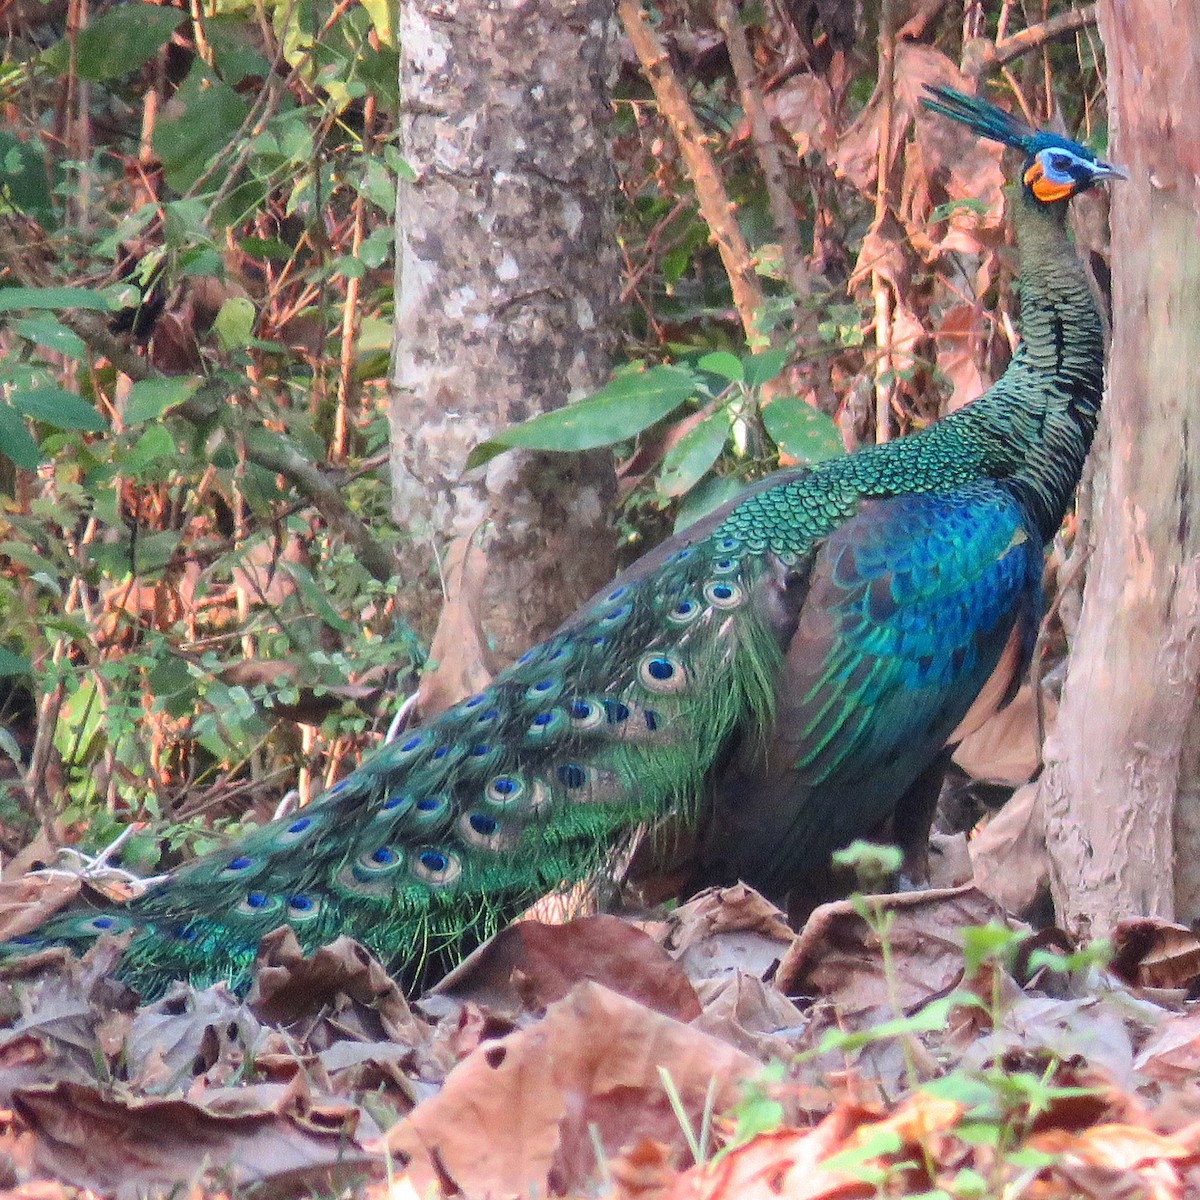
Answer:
xmin=606 ymin=1137 xmax=678 ymax=1200
xmin=855 ymin=1089 xmax=963 ymax=1145
xmin=12 ymin=1077 xmax=380 ymax=1197
xmin=432 ymin=915 xmax=701 ymax=1022
xmin=249 ymin=927 xmax=404 ymax=1027
xmin=692 ymin=973 xmax=807 ymax=1060
xmin=383 ymin=981 xmax=758 ymax=1198
xmin=1112 ymin=918 xmax=1200 ymax=992
xmin=832 ymin=45 xmax=959 ymax=197
xmin=1135 ymin=1011 xmax=1200 ymax=1084
xmin=124 ymin=983 xmax=263 ymax=1093
xmin=418 ymin=532 xmax=495 ymax=718
xmin=766 ymin=75 xmax=835 ymax=159
xmin=776 ymin=887 xmax=1002 ymax=1021
xmin=2 ymin=836 xmax=68 ymax=883
xmin=0 ymin=879 xmax=79 ymax=943
xmin=663 ymin=885 xmax=794 ymax=986
xmin=968 ymin=783 xmax=1048 ymax=915
xmin=663 ymin=1108 xmax=874 ymax=1200
xmin=954 ymin=685 xmax=1053 ymax=786
xmin=934 ymin=303 xmax=988 ymax=413
xmin=927 ymin=832 xmax=973 ymax=889
xmin=1028 ymin=1123 xmax=1195 ymax=1200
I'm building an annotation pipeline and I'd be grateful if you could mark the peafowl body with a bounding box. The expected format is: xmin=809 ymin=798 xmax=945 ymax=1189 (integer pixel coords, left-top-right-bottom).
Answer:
xmin=3 ymin=89 xmax=1121 ymax=998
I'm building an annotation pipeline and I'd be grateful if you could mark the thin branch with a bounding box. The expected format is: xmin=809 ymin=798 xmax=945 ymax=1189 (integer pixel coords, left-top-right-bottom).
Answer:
xmin=709 ymin=0 xmax=815 ymax=319
xmin=964 ymin=5 xmax=1098 ymax=81
xmin=870 ymin=0 xmax=896 ymax=445
xmin=617 ymin=0 xmax=766 ymax=346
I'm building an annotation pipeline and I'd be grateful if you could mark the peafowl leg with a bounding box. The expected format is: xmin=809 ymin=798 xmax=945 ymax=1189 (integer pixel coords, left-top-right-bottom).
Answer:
xmin=886 ymin=745 xmax=954 ymax=888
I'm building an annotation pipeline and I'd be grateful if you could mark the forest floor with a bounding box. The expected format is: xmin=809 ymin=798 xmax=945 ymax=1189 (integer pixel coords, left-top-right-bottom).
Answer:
xmin=0 ymin=689 xmax=1198 ymax=1200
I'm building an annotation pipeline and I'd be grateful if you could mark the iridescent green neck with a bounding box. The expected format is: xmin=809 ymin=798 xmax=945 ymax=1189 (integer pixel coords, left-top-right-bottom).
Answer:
xmin=713 ymin=183 xmax=1105 ymax=557
xmin=941 ymin=185 xmax=1105 ymax=540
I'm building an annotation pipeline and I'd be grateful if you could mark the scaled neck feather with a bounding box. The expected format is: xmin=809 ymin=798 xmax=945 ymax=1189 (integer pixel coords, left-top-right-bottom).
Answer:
xmin=949 ymin=183 xmax=1105 ymax=541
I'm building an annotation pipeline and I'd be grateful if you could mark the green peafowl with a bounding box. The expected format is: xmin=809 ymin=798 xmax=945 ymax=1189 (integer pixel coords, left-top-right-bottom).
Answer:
xmin=2 ymin=87 xmax=1122 ymax=998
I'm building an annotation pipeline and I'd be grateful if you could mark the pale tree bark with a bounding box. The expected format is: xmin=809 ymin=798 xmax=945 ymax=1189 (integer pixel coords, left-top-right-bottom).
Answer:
xmin=390 ymin=0 xmax=619 ymax=663
xmin=1040 ymin=2 xmax=1200 ymax=936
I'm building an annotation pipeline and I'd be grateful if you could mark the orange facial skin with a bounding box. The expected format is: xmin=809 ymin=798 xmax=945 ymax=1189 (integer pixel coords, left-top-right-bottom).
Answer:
xmin=1024 ymin=159 xmax=1076 ymax=203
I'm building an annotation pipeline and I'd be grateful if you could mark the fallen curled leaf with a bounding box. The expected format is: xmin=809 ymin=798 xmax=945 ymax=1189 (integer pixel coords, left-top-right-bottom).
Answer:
xmin=1111 ymin=918 xmax=1200 ymax=992
xmin=124 ymin=983 xmax=263 ymax=1093
xmin=776 ymin=887 xmax=1002 ymax=1020
xmin=968 ymin=783 xmax=1049 ymax=916
xmin=249 ymin=927 xmax=421 ymax=1041
xmin=663 ymin=885 xmax=794 ymax=987
xmin=432 ymin=915 xmax=701 ymax=1021
xmin=692 ymin=972 xmax=808 ymax=1060
xmin=664 ymin=1107 xmax=875 ymax=1200
xmin=12 ymin=1076 xmax=380 ymax=1196
xmin=1028 ymin=1123 xmax=1196 ymax=1200
xmin=383 ymin=981 xmax=758 ymax=1198
xmin=1135 ymin=1010 xmax=1200 ymax=1084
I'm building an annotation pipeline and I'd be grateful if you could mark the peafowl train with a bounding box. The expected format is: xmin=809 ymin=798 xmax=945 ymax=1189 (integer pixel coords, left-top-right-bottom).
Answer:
xmin=2 ymin=88 xmax=1122 ymax=998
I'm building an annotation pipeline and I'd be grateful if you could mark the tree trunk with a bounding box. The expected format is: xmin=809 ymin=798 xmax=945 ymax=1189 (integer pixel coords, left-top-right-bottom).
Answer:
xmin=1040 ymin=2 xmax=1200 ymax=936
xmin=390 ymin=0 xmax=619 ymax=663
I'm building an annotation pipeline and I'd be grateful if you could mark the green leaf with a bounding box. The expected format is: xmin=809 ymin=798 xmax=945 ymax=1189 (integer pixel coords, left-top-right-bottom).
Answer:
xmin=467 ymin=365 xmax=699 ymax=467
xmin=86 ymin=530 xmax=181 ymax=579
xmin=124 ymin=424 xmax=180 ymax=477
xmin=153 ymin=66 xmax=250 ymax=192
xmin=282 ymin=562 xmax=358 ymax=636
xmin=240 ymin=236 xmax=291 ymax=261
xmin=0 ymin=405 xmax=39 ymax=468
xmin=124 ymin=378 xmax=196 ymax=426
xmin=760 ymin=396 xmax=844 ymax=465
xmin=356 ymin=0 xmax=394 ymax=45
xmin=10 ymin=388 xmax=107 ymax=432
xmin=358 ymin=226 xmax=393 ymax=269
xmin=0 ymin=647 xmax=31 ymax=677
xmin=0 ymin=134 xmax=57 ymax=228
xmin=205 ymin=14 xmax=273 ymax=86
xmin=0 ymin=725 xmax=22 ymax=766
xmin=213 ymin=297 xmax=256 ymax=350
xmin=658 ymin=411 xmax=730 ymax=498
xmin=673 ymin=474 xmax=744 ymax=533
xmin=14 ymin=317 xmax=86 ymax=359
xmin=696 ymin=351 xmax=743 ymax=383
xmin=0 ymin=286 xmax=113 ymax=312
xmin=43 ymin=5 xmax=186 ymax=80
xmin=0 ymin=541 xmax=55 ymax=573
xmin=742 ymin=347 xmax=788 ymax=388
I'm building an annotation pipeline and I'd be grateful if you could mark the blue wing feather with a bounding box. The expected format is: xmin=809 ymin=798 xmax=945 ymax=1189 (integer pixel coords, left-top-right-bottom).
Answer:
xmin=702 ymin=480 xmax=1043 ymax=892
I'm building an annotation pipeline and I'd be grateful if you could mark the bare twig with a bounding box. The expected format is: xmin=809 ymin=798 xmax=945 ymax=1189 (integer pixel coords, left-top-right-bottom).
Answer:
xmin=964 ymin=5 xmax=1098 ymax=81
xmin=618 ymin=0 xmax=767 ymax=346
xmin=709 ymin=0 xmax=813 ymax=314
xmin=870 ymin=0 xmax=897 ymax=445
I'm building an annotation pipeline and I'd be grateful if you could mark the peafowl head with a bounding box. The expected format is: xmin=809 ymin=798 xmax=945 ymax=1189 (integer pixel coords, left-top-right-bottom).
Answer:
xmin=921 ymin=85 xmax=1125 ymax=206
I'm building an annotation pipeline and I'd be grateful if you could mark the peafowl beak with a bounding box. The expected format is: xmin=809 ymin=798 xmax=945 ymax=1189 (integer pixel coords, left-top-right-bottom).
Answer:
xmin=1091 ymin=159 xmax=1128 ymax=182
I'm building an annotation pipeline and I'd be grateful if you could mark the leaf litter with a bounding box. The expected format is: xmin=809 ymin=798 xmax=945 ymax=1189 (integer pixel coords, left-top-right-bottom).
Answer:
xmin=2 ymin=684 xmax=1199 ymax=1200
